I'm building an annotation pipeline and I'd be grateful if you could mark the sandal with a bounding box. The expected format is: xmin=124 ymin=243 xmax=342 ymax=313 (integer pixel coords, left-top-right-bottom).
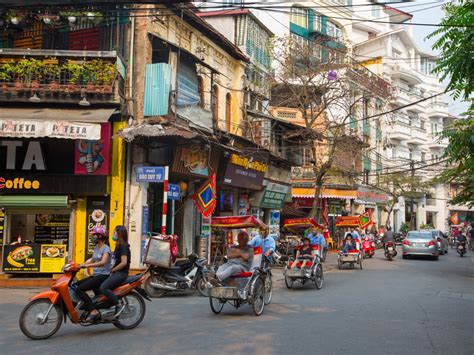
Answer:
xmin=85 ymin=310 xmax=99 ymax=323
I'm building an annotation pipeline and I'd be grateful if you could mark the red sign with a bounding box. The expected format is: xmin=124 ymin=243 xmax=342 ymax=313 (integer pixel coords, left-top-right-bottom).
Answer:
xmin=335 ymin=216 xmax=360 ymax=227
xmin=74 ymin=123 xmax=111 ymax=175
xmin=211 ymin=215 xmax=266 ymax=229
xmin=284 ymin=218 xmax=324 ymax=230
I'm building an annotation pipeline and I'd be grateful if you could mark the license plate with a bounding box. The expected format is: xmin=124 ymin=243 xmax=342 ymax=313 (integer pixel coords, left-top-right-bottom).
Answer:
xmin=387 ymin=247 xmax=393 ymax=251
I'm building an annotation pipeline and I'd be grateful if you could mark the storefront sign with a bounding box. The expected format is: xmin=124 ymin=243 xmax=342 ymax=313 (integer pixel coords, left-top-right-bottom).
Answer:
xmin=168 ymin=184 xmax=181 ymax=200
xmin=0 ymin=119 xmax=101 ymax=140
xmin=0 ymin=208 xmax=4 ymax=244
xmin=2 ymin=243 xmax=67 ymax=273
xmin=260 ymin=183 xmax=289 ymax=209
xmin=74 ymin=123 xmax=111 ymax=175
xmin=269 ymin=210 xmax=281 ymax=238
xmin=135 ymin=166 xmax=165 ymax=183
xmin=223 ymin=154 xmax=267 ymax=190
xmin=335 ymin=216 xmax=361 ymax=228
xmin=85 ymin=196 xmax=110 ymax=258
xmin=180 ymin=145 xmax=209 ymax=176
xmin=0 ymin=177 xmax=40 ymax=190
xmin=357 ymin=186 xmax=389 ymax=204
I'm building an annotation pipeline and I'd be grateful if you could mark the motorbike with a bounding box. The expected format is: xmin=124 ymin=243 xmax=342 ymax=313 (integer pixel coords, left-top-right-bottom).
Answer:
xmin=457 ymin=242 xmax=466 ymax=257
xmin=19 ymin=262 xmax=150 ymax=340
xmin=384 ymin=241 xmax=397 ymax=261
xmin=361 ymin=238 xmax=375 ymax=258
xmin=144 ymin=253 xmax=211 ymax=298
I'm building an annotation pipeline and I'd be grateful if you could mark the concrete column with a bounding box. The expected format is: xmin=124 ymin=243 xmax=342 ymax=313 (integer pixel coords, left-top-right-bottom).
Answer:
xmin=182 ymin=182 xmax=195 ymax=256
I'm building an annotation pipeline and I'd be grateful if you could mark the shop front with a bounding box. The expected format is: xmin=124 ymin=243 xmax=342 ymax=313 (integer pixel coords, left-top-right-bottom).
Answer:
xmin=0 ymin=117 xmax=122 ymax=275
xmin=354 ymin=186 xmax=389 ymax=229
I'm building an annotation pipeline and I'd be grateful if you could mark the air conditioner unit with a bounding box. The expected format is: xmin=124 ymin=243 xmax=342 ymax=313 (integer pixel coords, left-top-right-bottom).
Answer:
xmin=291 ymin=167 xmax=302 ymax=178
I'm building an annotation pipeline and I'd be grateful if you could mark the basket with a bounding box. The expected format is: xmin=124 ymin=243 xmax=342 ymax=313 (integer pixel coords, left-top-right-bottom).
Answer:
xmin=209 ymin=286 xmax=239 ymax=299
xmin=144 ymin=236 xmax=172 ymax=267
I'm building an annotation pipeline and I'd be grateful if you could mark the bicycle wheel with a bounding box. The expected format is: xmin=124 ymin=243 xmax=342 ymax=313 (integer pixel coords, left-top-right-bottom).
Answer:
xmin=209 ymin=297 xmax=225 ymax=314
xmin=314 ymin=264 xmax=323 ymax=289
xmin=263 ymin=274 xmax=272 ymax=305
xmin=251 ymin=277 xmax=265 ymax=316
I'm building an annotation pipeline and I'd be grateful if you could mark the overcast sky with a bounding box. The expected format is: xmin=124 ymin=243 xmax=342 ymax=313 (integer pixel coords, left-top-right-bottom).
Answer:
xmin=397 ymin=0 xmax=469 ymax=116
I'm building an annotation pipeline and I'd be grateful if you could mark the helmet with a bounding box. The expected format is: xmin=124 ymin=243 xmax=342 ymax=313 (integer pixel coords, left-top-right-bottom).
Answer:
xmin=90 ymin=226 xmax=107 ymax=238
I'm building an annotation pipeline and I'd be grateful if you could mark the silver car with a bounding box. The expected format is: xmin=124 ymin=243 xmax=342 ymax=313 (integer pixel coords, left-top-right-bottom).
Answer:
xmin=402 ymin=231 xmax=439 ymax=260
xmin=429 ymin=229 xmax=449 ymax=255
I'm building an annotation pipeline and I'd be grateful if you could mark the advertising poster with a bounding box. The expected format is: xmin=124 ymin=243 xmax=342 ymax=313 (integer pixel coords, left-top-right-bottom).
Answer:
xmin=39 ymin=244 xmax=66 ymax=272
xmin=238 ymin=195 xmax=249 ymax=216
xmin=85 ymin=196 xmax=110 ymax=258
xmin=269 ymin=210 xmax=281 ymax=238
xmin=2 ymin=244 xmax=41 ymax=272
xmin=180 ymin=145 xmax=209 ymax=176
xmin=74 ymin=123 xmax=111 ymax=176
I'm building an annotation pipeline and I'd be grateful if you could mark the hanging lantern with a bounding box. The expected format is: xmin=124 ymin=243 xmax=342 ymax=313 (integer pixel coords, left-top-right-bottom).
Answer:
xmin=179 ymin=181 xmax=188 ymax=194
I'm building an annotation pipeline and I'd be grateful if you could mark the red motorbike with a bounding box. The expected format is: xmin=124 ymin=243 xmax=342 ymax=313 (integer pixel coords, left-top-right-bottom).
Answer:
xmin=361 ymin=238 xmax=375 ymax=258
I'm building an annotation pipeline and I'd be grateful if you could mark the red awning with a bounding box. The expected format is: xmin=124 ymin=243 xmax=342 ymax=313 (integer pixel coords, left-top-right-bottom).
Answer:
xmin=211 ymin=215 xmax=267 ymax=229
xmin=283 ymin=218 xmax=325 ymax=231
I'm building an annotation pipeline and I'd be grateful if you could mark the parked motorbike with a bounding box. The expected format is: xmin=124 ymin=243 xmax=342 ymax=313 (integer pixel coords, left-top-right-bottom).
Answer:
xmin=19 ymin=262 xmax=149 ymax=340
xmin=384 ymin=241 xmax=397 ymax=261
xmin=362 ymin=238 xmax=375 ymax=258
xmin=144 ymin=253 xmax=211 ymax=297
xmin=457 ymin=242 xmax=466 ymax=257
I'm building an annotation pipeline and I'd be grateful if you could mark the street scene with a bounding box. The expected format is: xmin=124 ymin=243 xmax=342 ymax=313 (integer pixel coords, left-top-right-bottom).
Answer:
xmin=0 ymin=0 xmax=472 ymax=354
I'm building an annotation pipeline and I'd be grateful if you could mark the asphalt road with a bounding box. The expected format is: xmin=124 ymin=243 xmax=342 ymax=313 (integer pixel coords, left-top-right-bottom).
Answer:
xmin=0 ymin=248 xmax=473 ymax=355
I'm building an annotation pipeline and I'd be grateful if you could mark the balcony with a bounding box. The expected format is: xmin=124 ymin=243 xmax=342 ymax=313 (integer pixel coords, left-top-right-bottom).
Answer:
xmin=390 ymin=64 xmax=423 ymax=85
xmin=0 ymin=49 xmax=123 ymax=105
xmin=408 ymin=127 xmax=428 ymax=145
xmin=427 ymin=102 xmax=449 ymax=118
xmin=392 ymin=86 xmax=412 ymax=106
xmin=388 ymin=121 xmax=411 ymax=141
xmin=427 ymin=134 xmax=449 ymax=149
xmin=291 ymin=166 xmax=315 ymax=180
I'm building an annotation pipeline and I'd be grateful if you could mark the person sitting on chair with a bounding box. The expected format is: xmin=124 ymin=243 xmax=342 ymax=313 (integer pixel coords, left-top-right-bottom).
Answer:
xmin=211 ymin=231 xmax=251 ymax=285
xmin=290 ymin=237 xmax=314 ymax=269
xmin=342 ymin=234 xmax=358 ymax=254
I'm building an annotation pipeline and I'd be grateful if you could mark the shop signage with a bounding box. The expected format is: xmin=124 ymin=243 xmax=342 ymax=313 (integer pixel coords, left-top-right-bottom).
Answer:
xmin=223 ymin=154 xmax=267 ymax=190
xmin=0 ymin=119 xmax=101 ymax=140
xmin=260 ymin=183 xmax=289 ymax=209
xmin=2 ymin=244 xmax=66 ymax=273
xmin=74 ymin=123 xmax=111 ymax=175
xmin=0 ymin=177 xmax=40 ymax=190
xmin=168 ymin=184 xmax=181 ymax=200
xmin=135 ymin=166 xmax=165 ymax=183
xmin=85 ymin=196 xmax=110 ymax=258
xmin=357 ymin=186 xmax=389 ymax=204
xmin=269 ymin=210 xmax=281 ymax=238
xmin=335 ymin=216 xmax=360 ymax=227
xmin=238 ymin=195 xmax=249 ymax=216
xmin=181 ymin=145 xmax=209 ymax=176
xmin=0 ymin=208 xmax=4 ymax=244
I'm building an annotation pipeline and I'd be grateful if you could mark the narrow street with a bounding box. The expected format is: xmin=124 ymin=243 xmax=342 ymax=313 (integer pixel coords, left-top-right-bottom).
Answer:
xmin=1 ymin=249 xmax=472 ymax=355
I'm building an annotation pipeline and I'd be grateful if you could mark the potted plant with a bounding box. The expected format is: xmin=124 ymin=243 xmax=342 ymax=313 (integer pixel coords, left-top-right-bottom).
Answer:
xmin=0 ymin=63 xmax=14 ymax=89
xmin=82 ymin=59 xmax=99 ymax=92
xmin=44 ymin=59 xmax=60 ymax=92
xmin=62 ymin=60 xmax=82 ymax=93
xmin=27 ymin=58 xmax=45 ymax=89
xmin=99 ymin=60 xmax=116 ymax=94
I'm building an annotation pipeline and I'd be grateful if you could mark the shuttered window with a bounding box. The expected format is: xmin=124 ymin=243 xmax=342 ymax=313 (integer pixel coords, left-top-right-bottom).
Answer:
xmin=144 ymin=63 xmax=172 ymax=117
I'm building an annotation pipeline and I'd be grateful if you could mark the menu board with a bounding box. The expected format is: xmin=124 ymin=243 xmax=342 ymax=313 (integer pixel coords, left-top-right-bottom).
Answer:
xmin=85 ymin=197 xmax=110 ymax=258
xmin=2 ymin=243 xmax=66 ymax=273
xmin=34 ymin=214 xmax=70 ymax=244
xmin=0 ymin=208 xmax=4 ymax=244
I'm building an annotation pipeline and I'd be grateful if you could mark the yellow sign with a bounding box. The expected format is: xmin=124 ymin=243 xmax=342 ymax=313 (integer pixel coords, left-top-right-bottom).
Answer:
xmin=39 ymin=244 xmax=66 ymax=273
xmin=0 ymin=177 xmax=40 ymax=190
xmin=230 ymin=154 xmax=267 ymax=173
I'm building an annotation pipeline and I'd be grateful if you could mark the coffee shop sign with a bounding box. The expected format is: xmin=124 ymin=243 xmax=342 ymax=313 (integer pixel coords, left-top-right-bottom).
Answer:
xmin=230 ymin=154 xmax=267 ymax=173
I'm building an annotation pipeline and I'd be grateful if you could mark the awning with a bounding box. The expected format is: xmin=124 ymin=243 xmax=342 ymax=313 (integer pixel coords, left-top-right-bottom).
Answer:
xmin=211 ymin=215 xmax=267 ymax=229
xmin=119 ymin=124 xmax=198 ymax=142
xmin=0 ymin=108 xmax=116 ymax=140
xmin=292 ymin=187 xmax=358 ymax=200
xmin=0 ymin=195 xmax=68 ymax=208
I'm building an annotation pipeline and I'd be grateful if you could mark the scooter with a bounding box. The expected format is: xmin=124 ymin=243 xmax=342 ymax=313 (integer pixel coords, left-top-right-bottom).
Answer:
xmin=457 ymin=242 xmax=466 ymax=257
xmin=19 ymin=262 xmax=150 ymax=340
xmin=144 ymin=253 xmax=211 ymax=298
xmin=384 ymin=241 xmax=397 ymax=261
xmin=361 ymin=238 xmax=375 ymax=258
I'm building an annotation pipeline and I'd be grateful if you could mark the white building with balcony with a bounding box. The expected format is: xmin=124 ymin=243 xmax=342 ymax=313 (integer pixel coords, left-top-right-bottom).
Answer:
xmin=352 ymin=1 xmax=453 ymax=231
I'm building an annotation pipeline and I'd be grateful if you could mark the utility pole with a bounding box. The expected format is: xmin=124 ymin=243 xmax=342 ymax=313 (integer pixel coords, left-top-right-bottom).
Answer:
xmin=410 ymin=159 xmax=415 ymax=230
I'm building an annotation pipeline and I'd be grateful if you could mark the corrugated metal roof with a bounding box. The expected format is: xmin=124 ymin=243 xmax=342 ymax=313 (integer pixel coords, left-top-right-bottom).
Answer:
xmin=119 ymin=124 xmax=197 ymax=142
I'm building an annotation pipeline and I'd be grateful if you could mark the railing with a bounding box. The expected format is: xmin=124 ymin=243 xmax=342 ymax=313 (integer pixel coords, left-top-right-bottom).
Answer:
xmin=0 ymin=49 xmax=122 ymax=105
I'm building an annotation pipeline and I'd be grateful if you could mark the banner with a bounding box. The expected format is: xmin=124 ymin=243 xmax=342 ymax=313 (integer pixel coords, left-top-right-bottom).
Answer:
xmin=0 ymin=120 xmax=101 ymax=140
xmin=450 ymin=212 xmax=459 ymax=225
xmin=211 ymin=215 xmax=266 ymax=229
xmin=192 ymin=174 xmax=216 ymax=217
xmin=2 ymin=243 xmax=66 ymax=273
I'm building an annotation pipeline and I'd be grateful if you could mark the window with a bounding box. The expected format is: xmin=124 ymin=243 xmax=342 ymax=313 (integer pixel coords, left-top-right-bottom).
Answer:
xmin=225 ymin=93 xmax=232 ymax=132
xmin=313 ymin=13 xmax=323 ymax=32
xmin=392 ymin=148 xmax=397 ymax=159
xmin=409 ymin=149 xmax=413 ymax=161
xmin=421 ymin=152 xmax=426 ymax=163
xmin=291 ymin=7 xmax=308 ymax=28
xmin=198 ymin=76 xmax=204 ymax=109
xmin=211 ymin=85 xmax=219 ymax=123
xmin=290 ymin=33 xmax=309 ymax=48
xmin=372 ymin=5 xmax=380 ymax=18
xmin=327 ymin=21 xmax=342 ymax=40
xmin=431 ymin=122 xmax=438 ymax=134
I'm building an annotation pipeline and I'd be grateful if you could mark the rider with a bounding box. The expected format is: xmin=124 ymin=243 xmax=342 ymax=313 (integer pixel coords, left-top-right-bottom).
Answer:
xmin=342 ymin=234 xmax=357 ymax=254
xmin=383 ymin=226 xmax=397 ymax=254
xmin=248 ymin=227 xmax=275 ymax=261
xmin=290 ymin=237 xmax=314 ymax=269
xmin=76 ymin=226 xmax=112 ymax=322
xmin=99 ymin=225 xmax=131 ymax=318
xmin=310 ymin=227 xmax=327 ymax=258
xmin=212 ymin=230 xmax=251 ymax=285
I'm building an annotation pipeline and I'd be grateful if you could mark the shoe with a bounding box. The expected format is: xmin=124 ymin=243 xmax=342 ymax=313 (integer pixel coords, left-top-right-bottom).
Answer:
xmin=114 ymin=301 xmax=126 ymax=318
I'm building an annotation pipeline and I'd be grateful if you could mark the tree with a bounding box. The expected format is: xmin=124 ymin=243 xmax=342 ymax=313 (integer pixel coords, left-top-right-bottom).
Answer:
xmin=268 ymin=36 xmax=390 ymax=218
xmin=437 ymin=117 xmax=474 ymax=207
xmin=428 ymin=0 xmax=474 ymax=108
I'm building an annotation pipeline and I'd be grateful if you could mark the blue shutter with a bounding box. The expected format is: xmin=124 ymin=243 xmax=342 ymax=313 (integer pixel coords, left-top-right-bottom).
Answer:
xmin=144 ymin=63 xmax=172 ymax=117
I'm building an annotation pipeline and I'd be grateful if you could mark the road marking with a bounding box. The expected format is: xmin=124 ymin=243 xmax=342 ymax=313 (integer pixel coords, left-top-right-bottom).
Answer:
xmin=438 ymin=290 xmax=474 ymax=300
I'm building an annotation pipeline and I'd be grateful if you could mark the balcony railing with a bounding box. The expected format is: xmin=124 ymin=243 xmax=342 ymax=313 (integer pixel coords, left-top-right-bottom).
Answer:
xmin=291 ymin=166 xmax=315 ymax=180
xmin=0 ymin=49 xmax=123 ymax=105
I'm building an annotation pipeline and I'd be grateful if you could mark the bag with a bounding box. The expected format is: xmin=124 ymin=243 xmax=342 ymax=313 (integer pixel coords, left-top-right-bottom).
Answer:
xmin=170 ymin=235 xmax=178 ymax=263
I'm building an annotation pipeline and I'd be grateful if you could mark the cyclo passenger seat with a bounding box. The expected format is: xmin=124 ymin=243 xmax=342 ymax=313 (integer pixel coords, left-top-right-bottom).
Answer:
xmin=230 ymin=246 xmax=262 ymax=278
xmin=292 ymin=245 xmax=318 ymax=267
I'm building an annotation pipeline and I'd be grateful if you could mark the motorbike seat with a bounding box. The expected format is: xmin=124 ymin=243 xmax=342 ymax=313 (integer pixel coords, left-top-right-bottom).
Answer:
xmin=291 ymin=261 xmax=313 ymax=268
xmin=175 ymin=259 xmax=192 ymax=268
xmin=230 ymin=271 xmax=253 ymax=278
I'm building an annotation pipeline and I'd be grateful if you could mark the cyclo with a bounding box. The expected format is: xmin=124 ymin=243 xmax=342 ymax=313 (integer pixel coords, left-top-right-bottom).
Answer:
xmin=335 ymin=217 xmax=363 ymax=270
xmin=207 ymin=216 xmax=272 ymax=316
xmin=282 ymin=218 xmax=324 ymax=289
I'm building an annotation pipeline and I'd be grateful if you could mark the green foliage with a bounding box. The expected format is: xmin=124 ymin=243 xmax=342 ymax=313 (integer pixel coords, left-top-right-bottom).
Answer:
xmin=419 ymin=223 xmax=433 ymax=230
xmin=400 ymin=222 xmax=410 ymax=234
xmin=437 ymin=117 xmax=474 ymax=207
xmin=428 ymin=0 xmax=474 ymax=108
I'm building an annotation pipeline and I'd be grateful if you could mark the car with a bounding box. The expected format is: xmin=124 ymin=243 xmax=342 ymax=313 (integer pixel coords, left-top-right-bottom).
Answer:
xmin=429 ymin=229 xmax=449 ymax=255
xmin=402 ymin=230 xmax=439 ymax=260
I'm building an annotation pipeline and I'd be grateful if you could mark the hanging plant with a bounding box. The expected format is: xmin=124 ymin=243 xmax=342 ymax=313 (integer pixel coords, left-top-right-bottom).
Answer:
xmin=5 ymin=10 xmax=25 ymax=26
xmin=85 ymin=11 xmax=104 ymax=26
xmin=62 ymin=60 xmax=82 ymax=85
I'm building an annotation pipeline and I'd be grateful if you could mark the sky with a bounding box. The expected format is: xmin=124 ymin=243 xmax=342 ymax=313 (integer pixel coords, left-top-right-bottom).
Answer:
xmin=396 ymin=0 xmax=469 ymax=116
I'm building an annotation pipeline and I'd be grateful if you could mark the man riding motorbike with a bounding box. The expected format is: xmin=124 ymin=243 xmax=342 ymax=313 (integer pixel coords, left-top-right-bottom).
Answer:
xmin=383 ymin=226 xmax=397 ymax=256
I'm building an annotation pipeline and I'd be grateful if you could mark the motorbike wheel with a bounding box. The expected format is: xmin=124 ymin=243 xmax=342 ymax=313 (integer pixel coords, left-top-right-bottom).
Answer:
xmin=144 ymin=274 xmax=167 ymax=298
xmin=284 ymin=273 xmax=294 ymax=289
xmin=251 ymin=277 xmax=265 ymax=316
xmin=264 ymin=275 xmax=273 ymax=305
xmin=210 ymin=297 xmax=225 ymax=314
xmin=113 ymin=292 xmax=146 ymax=330
xmin=388 ymin=255 xmax=393 ymax=261
xmin=195 ymin=275 xmax=209 ymax=297
xmin=314 ymin=264 xmax=323 ymax=289
xmin=337 ymin=259 xmax=342 ymax=270
xmin=19 ymin=299 xmax=62 ymax=340
xmin=359 ymin=258 xmax=363 ymax=270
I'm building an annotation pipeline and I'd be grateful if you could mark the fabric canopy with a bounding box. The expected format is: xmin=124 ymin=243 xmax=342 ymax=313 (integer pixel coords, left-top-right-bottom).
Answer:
xmin=292 ymin=187 xmax=357 ymax=200
xmin=283 ymin=218 xmax=325 ymax=231
xmin=211 ymin=215 xmax=267 ymax=229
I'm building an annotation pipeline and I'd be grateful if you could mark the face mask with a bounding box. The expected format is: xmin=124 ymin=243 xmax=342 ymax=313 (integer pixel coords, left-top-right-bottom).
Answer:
xmin=112 ymin=234 xmax=118 ymax=242
xmin=90 ymin=235 xmax=98 ymax=245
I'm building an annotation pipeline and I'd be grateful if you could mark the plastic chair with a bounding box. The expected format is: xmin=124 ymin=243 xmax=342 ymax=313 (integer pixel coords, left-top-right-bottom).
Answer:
xmin=326 ymin=238 xmax=336 ymax=250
